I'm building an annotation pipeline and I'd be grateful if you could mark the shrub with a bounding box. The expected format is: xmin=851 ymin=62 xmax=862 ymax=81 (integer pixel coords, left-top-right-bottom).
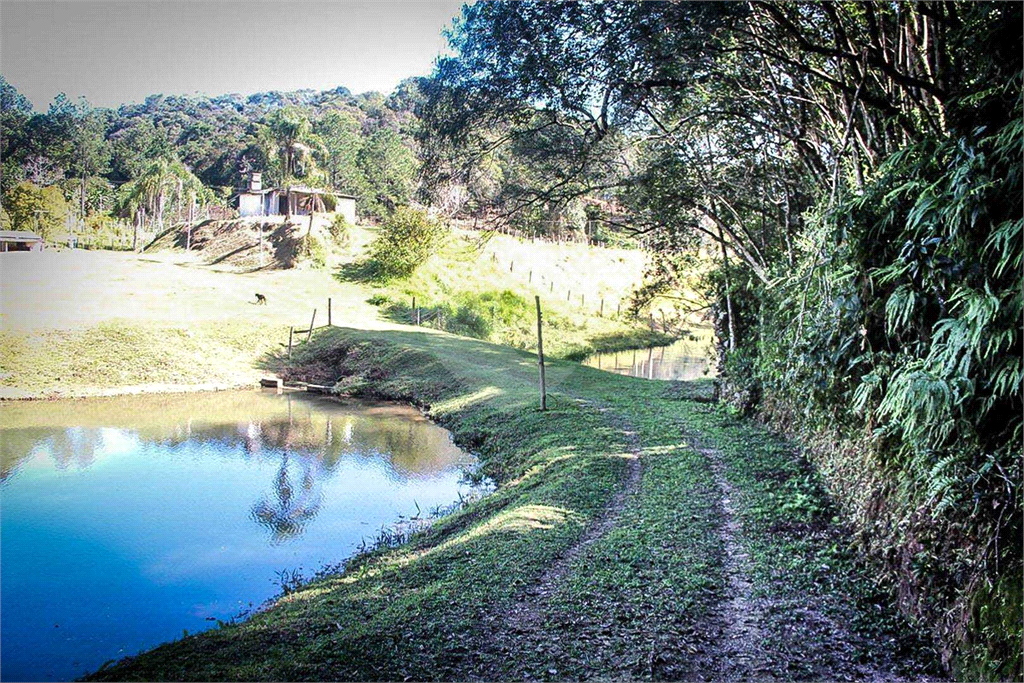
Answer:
xmin=328 ymin=213 xmax=352 ymax=245
xmin=369 ymin=207 xmax=448 ymax=279
xmin=301 ymin=233 xmax=328 ymax=269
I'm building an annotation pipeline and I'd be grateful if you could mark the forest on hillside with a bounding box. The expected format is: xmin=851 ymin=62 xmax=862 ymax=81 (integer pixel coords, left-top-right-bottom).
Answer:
xmin=0 ymin=79 xmax=427 ymax=239
xmin=0 ymin=1 xmax=1020 ymax=678
xmin=0 ymin=73 xmax=624 ymax=246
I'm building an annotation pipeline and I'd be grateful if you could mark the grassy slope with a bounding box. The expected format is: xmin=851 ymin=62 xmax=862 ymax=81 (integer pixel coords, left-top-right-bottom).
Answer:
xmin=89 ymin=326 xmax=940 ymax=681
xmin=350 ymin=227 xmax=676 ymax=359
xmin=1 ymin=227 xmax=672 ymax=397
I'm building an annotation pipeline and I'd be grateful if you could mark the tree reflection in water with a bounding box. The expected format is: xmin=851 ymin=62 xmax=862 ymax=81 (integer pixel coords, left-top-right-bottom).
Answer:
xmin=250 ymin=452 xmax=324 ymax=542
xmin=1 ymin=391 xmax=475 ymax=544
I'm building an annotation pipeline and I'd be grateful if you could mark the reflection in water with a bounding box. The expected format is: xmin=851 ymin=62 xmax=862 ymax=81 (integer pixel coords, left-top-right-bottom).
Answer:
xmin=584 ymin=336 xmax=717 ymax=381
xmin=250 ymin=453 xmax=324 ymax=542
xmin=0 ymin=390 xmax=481 ymax=682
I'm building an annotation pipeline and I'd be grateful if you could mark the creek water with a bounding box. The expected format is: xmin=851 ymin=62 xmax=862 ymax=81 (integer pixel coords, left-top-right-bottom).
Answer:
xmin=583 ymin=336 xmax=716 ymax=381
xmin=0 ymin=390 xmax=481 ymax=681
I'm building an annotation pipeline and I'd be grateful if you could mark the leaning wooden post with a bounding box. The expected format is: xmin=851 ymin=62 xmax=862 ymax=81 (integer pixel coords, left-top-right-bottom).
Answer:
xmin=306 ymin=309 xmax=317 ymax=343
xmin=535 ymin=296 xmax=547 ymax=411
xmin=328 ymin=298 xmax=332 ymax=326
xmin=288 ymin=326 xmax=294 ymax=358
xmin=510 ymin=260 xmax=514 ymax=273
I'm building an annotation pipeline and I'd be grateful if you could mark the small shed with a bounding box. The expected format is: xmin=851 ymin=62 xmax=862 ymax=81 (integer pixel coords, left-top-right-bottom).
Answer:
xmin=236 ymin=173 xmax=356 ymax=224
xmin=0 ymin=231 xmax=44 ymax=252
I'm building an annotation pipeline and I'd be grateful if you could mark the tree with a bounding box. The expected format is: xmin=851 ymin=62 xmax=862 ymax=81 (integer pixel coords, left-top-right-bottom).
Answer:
xmin=357 ymin=129 xmax=418 ymax=219
xmin=425 ymin=2 xmax=1023 ymax=676
xmin=314 ymin=110 xmax=364 ymax=191
xmin=109 ymin=118 xmax=170 ymax=182
xmin=1 ymin=78 xmax=34 ymax=195
xmin=120 ymin=154 xmax=207 ymax=250
xmin=45 ymin=94 xmax=109 ymax=226
xmin=2 ymin=182 xmax=70 ymax=240
xmin=262 ymin=108 xmax=319 ymax=219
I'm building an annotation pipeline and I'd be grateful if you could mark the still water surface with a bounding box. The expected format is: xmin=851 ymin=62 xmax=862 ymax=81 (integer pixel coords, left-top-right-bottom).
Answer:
xmin=0 ymin=390 xmax=479 ymax=681
xmin=584 ymin=337 xmax=716 ymax=381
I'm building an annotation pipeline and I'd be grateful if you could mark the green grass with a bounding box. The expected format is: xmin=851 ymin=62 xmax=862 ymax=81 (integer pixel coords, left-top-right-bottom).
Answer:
xmin=341 ymin=229 xmax=678 ymax=360
xmin=87 ymin=326 xmax=941 ymax=681
xmin=0 ymin=321 xmax=286 ymax=397
xmin=1 ymin=227 xmax=680 ymax=398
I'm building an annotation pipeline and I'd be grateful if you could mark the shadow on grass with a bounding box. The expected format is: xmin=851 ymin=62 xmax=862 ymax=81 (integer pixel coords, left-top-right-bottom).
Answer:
xmin=334 ymin=260 xmax=380 ymax=284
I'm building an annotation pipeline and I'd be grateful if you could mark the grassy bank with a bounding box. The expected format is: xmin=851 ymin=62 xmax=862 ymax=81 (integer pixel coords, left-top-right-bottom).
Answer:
xmin=89 ymin=326 xmax=941 ymax=681
xmin=0 ymin=321 xmax=286 ymax=398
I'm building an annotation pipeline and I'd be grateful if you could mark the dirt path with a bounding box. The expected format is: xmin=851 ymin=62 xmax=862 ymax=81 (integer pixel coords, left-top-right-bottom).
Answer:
xmin=700 ymin=444 xmax=771 ymax=681
xmin=472 ymin=397 xmax=644 ymax=680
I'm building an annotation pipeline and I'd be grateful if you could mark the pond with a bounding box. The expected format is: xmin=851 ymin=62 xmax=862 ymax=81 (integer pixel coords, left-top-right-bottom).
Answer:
xmin=0 ymin=390 xmax=482 ymax=682
xmin=583 ymin=336 xmax=717 ymax=381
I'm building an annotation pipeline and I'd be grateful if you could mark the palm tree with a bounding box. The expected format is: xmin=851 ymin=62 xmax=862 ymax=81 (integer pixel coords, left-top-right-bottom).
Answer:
xmin=122 ymin=155 xmax=207 ymax=250
xmin=264 ymin=109 xmax=315 ymax=220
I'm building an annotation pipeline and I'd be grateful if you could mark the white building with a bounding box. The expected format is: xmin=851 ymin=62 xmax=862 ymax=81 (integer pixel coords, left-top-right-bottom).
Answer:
xmin=237 ymin=173 xmax=356 ymax=224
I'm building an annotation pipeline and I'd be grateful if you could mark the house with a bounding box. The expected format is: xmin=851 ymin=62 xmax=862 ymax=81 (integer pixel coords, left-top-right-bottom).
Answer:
xmin=236 ymin=173 xmax=356 ymax=224
xmin=0 ymin=230 xmax=44 ymax=252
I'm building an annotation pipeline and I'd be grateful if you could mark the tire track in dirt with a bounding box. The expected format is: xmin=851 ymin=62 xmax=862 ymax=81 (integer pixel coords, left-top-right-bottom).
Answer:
xmin=698 ymin=444 xmax=771 ymax=682
xmin=471 ymin=396 xmax=643 ymax=680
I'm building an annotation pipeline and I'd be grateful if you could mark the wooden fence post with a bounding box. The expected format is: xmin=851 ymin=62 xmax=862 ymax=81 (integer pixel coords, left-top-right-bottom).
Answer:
xmin=412 ymin=296 xmax=416 ymax=323
xmin=550 ymin=281 xmax=553 ymax=292
xmin=529 ymin=269 xmax=533 ymax=283
xmin=328 ymin=298 xmax=332 ymax=326
xmin=567 ymin=289 xmax=571 ymax=301
xmin=510 ymin=260 xmax=514 ymax=272
xmin=600 ymin=298 xmax=604 ymax=317
xmin=535 ymin=296 xmax=547 ymax=411
xmin=288 ymin=326 xmax=294 ymax=358
xmin=306 ymin=309 xmax=317 ymax=343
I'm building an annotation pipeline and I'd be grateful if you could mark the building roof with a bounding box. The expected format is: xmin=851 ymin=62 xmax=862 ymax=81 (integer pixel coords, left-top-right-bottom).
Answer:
xmin=0 ymin=231 xmax=43 ymax=242
xmin=237 ymin=187 xmax=357 ymax=200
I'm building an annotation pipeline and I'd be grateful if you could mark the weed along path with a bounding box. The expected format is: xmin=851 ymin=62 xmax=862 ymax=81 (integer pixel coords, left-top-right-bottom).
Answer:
xmin=87 ymin=326 xmax=944 ymax=682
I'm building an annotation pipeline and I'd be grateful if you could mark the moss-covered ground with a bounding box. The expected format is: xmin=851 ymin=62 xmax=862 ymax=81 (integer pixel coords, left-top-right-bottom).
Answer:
xmin=88 ymin=326 xmax=943 ymax=681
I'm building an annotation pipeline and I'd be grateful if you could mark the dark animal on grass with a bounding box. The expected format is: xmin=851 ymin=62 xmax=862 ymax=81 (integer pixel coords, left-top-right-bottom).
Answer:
xmin=254 ymin=293 xmax=267 ymax=305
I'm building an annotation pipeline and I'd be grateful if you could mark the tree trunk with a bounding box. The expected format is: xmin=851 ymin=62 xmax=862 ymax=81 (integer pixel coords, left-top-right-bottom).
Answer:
xmin=80 ymin=174 xmax=86 ymax=229
xmin=718 ymin=222 xmax=737 ymax=353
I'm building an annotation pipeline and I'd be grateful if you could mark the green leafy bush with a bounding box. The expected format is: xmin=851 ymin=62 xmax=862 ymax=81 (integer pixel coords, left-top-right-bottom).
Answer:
xmin=716 ymin=99 xmax=1022 ymax=678
xmin=301 ymin=233 xmax=328 ymax=269
xmin=369 ymin=207 xmax=448 ymax=279
xmin=328 ymin=213 xmax=352 ymax=245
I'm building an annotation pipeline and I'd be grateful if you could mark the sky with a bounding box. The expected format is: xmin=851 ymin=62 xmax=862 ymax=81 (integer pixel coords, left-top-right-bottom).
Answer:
xmin=0 ymin=0 xmax=466 ymax=111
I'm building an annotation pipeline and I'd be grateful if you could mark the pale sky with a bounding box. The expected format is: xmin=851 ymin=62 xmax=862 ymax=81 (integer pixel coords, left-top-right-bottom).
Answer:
xmin=0 ymin=0 xmax=466 ymax=111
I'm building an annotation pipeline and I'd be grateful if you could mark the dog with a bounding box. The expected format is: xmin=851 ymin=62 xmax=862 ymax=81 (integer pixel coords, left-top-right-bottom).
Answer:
xmin=254 ymin=293 xmax=267 ymax=305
